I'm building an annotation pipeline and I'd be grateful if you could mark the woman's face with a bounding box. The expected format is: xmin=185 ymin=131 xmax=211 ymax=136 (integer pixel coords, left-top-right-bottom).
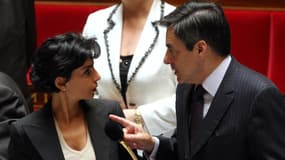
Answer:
xmin=64 ymin=58 xmax=100 ymax=101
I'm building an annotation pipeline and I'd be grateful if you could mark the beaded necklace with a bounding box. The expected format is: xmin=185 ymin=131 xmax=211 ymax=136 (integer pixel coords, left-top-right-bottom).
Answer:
xmin=103 ymin=1 xmax=165 ymax=93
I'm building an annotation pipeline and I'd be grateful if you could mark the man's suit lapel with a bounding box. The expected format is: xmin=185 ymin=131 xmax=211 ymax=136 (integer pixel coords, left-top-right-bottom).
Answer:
xmin=22 ymin=104 xmax=64 ymax=160
xmin=176 ymin=83 xmax=194 ymax=160
xmin=191 ymin=59 xmax=238 ymax=158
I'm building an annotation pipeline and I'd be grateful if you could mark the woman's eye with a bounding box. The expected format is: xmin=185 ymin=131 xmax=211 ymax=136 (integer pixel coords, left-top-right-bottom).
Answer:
xmin=84 ymin=69 xmax=91 ymax=75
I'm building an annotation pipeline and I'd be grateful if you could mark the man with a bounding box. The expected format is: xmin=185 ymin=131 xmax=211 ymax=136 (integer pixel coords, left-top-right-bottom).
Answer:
xmin=0 ymin=72 xmax=30 ymax=159
xmin=0 ymin=0 xmax=36 ymax=111
xmin=109 ymin=1 xmax=285 ymax=160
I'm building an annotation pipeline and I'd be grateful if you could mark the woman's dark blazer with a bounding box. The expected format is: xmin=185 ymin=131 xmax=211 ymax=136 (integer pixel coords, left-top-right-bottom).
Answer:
xmin=8 ymin=98 xmax=132 ymax=160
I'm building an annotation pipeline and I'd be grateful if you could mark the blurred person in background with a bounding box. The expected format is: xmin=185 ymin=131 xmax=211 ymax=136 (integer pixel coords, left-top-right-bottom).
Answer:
xmin=0 ymin=72 xmax=30 ymax=160
xmin=83 ymin=0 xmax=177 ymax=138
xmin=0 ymin=0 xmax=37 ymax=112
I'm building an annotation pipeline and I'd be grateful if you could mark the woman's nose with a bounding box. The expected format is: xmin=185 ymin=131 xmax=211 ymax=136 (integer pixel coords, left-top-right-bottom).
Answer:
xmin=93 ymin=69 xmax=101 ymax=81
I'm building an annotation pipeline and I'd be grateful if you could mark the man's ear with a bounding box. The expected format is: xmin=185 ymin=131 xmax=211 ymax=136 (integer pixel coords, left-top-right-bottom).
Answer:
xmin=198 ymin=47 xmax=202 ymax=53
xmin=195 ymin=40 xmax=207 ymax=54
xmin=54 ymin=77 xmax=67 ymax=92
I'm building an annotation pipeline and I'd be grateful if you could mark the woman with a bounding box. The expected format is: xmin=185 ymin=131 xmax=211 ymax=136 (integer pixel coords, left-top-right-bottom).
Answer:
xmin=8 ymin=33 xmax=133 ymax=160
xmin=83 ymin=0 xmax=177 ymax=137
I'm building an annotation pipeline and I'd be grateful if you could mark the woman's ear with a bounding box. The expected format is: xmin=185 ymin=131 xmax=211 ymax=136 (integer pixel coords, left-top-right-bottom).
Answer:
xmin=54 ymin=77 xmax=67 ymax=92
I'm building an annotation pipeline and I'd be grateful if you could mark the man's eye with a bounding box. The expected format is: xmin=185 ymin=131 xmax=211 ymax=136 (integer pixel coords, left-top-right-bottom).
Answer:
xmin=168 ymin=47 xmax=174 ymax=54
xmin=169 ymin=49 xmax=175 ymax=55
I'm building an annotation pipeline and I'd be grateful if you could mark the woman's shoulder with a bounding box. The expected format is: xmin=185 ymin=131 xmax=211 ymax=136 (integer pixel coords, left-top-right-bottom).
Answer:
xmin=85 ymin=98 xmax=120 ymax=107
xmin=164 ymin=1 xmax=176 ymax=14
xmin=11 ymin=106 xmax=48 ymax=127
xmin=83 ymin=99 xmax=121 ymax=112
xmin=82 ymin=99 xmax=124 ymax=118
xmin=83 ymin=4 xmax=119 ymax=37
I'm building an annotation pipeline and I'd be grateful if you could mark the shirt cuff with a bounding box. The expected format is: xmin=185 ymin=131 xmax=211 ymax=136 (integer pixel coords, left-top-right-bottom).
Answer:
xmin=144 ymin=137 xmax=160 ymax=160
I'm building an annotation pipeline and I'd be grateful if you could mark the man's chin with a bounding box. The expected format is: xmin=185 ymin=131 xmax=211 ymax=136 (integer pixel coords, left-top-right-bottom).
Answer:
xmin=177 ymin=77 xmax=183 ymax=83
xmin=177 ymin=78 xmax=191 ymax=84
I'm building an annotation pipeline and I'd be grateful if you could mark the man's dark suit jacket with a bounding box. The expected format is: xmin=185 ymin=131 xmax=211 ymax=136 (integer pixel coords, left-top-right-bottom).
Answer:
xmin=8 ymin=99 xmax=133 ymax=160
xmin=156 ymin=58 xmax=285 ymax=160
xmin=0 ymin=0 xmax=36 ymax=110
xmin=0 ymin=72 xmax=30 ymax=160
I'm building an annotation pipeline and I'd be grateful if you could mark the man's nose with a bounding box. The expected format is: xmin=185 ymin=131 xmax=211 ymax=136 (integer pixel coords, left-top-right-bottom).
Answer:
xmin=164 ymin=52 xmax=172 ymax=64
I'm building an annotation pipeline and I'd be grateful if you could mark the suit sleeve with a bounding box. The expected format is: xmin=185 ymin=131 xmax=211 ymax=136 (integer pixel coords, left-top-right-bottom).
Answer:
xmin=248 ymin=87 xmax=285 ymax=159
xmin=0 ymin=86 xmax=28 ymax=159
xmin=154 ymin=132 xmax=177 ymax=160
xmin=0 ymin=87 xmax=27 ymax=122
xmin=8 ymin=124 xmax=32 ymax=160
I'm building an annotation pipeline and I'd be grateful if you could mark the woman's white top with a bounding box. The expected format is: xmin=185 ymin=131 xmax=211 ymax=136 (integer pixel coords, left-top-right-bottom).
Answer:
xmin=54 ymin=119 xmax=96 ymax=160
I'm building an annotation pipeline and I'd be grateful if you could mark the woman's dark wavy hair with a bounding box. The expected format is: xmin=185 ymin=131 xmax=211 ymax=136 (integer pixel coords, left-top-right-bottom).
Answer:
xmin=30 ymin=32 xmax=100 ymax=93
xmin=159 ymin=1 xmax=231 ymax=57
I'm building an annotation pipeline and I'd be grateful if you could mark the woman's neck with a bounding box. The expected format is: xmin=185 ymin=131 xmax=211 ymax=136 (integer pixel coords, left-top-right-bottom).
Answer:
xmin=122 ymin=0 xmax=153 ymax=18
xmin=51 ymin=93 xmax=82 ymax=124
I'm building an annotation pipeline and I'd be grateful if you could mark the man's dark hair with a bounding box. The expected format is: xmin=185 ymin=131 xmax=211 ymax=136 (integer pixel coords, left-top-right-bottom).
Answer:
xmin=160 ymin=1 xmax=231 ymax=56
xmin=30 ymin=32 xmax=100 ymax=93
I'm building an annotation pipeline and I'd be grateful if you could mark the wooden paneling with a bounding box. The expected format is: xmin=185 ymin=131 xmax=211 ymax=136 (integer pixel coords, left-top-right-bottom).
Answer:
xmin=35 ymin=0 xmax=285 ymax=9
